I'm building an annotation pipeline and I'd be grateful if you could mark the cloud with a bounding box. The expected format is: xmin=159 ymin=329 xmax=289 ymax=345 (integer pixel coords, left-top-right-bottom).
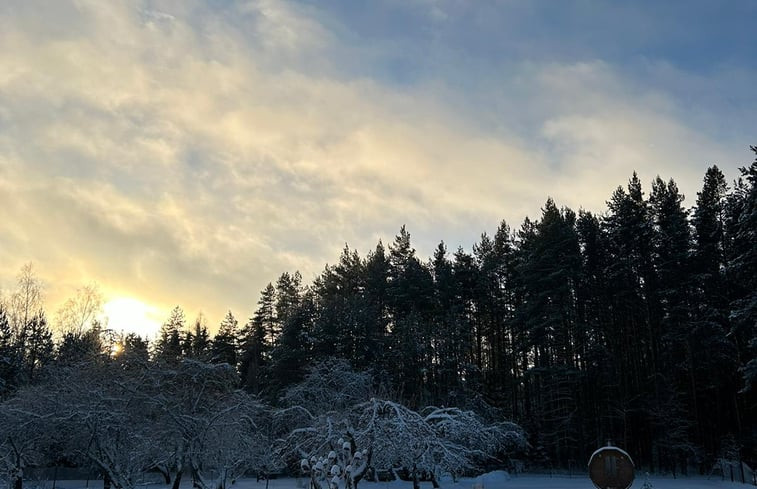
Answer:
xmin=0 ymin=0 xmax=753 ymax=332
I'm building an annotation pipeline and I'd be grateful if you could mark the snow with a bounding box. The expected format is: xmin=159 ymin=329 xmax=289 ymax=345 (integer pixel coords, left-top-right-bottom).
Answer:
xmin=471 ymin=470 xmax=511 ymax=487
xmin=18 ymin=474 xmax=755 ymax=489
xmin=589 ymin=445 xmax=634 ymax=466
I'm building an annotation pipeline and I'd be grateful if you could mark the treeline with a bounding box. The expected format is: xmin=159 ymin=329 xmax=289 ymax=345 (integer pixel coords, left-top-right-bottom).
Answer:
xmin=1 ymin=147 xmax=756 ymax=473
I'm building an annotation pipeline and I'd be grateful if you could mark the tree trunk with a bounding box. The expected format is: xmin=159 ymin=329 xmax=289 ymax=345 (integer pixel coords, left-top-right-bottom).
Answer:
xmin=157 ymin=467 xmax=171 ymax=485
xmin=430 ymin=472 xmax=440 ymax=489
xmin=191 ymin=466 xmax=204 ymax=489
xmin=10 ymin=438 xmax=23 ymax=489
xmin=13 ymin=469 xmax=23 ymax=489
xmin=171 ymin=471 xmax=183 ymax=489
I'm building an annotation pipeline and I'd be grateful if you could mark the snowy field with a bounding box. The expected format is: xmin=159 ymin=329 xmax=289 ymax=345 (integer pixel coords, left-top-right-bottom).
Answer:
xmin=19 ymin=474 xmax=755 ymax=489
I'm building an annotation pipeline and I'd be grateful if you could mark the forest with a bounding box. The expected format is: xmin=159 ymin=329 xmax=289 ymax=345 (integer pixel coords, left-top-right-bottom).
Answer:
xmin=1 ymin=147 xmax=756 ymax=483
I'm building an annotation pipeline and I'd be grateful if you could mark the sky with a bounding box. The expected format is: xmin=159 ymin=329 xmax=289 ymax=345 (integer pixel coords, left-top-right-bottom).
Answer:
xmin=1 ymin=0 xmax=755 ymax=338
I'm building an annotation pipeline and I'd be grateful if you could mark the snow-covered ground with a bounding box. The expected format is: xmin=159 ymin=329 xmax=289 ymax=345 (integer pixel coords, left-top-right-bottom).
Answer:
xmin=20 ymin=473 xmax=755 ymax=489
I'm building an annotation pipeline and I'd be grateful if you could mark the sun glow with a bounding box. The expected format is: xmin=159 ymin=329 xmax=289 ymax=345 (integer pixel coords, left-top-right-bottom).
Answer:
xmin=102 ymin=297 xmax=163 ymax=340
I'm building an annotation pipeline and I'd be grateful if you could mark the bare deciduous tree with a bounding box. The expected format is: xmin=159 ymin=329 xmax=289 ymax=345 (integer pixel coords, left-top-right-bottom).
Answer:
xmin=55 ymin=283 xmax=104 ymax=336
xmin=5 ymin=263 xmax=44 ymax=334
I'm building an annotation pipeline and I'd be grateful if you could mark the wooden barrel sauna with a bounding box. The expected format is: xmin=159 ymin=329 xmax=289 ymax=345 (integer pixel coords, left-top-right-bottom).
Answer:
xmin=588 ymin=445 xmax=635 ymax=489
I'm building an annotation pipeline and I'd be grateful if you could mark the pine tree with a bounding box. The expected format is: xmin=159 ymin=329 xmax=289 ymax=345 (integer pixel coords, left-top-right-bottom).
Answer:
xmin=359 ymin=241 xmax=390 ymax=372
xmin=452 ymin=246 xmax=480 ymax=393
xmin=648 ymin=176 xmax=698 ymax=461
xmin=602 ymin=175 xmax=660 ymax=466
xmin=0 ymin=306 xmax=19 ymax=394
xmin=211 ymin=311 xmax=238 ymax=366
xmin=688 ymin=167 xmax=741 ymax=454
xmin=514 ymin=199 xmax=582 ymax=466
xmin=488 ymin=221 xmax=520 ymax=416
xmin=239 ymin=284 xmax=277 ymax=393
xmin=187 ymin=313 xmax=210 ymax=359
xmin=575 ymin=210 xmax=617 ymax=449
xmin=120 ymin=332 xmax=149 ymax=365
xmin=181 ymin=327 xmax=194 ymax=359
xmin=473 ymin=233 xmax=499 ymax=403
xmin=57 ymin=322 xmax=105 ymax=364
xmin=729 ymin=148 xmax=757 ymax=394
xmin=311 ymin=245 xmax=363 ymax=362
xmin=268 ymin=291 xmax=314 ymax=399
xmin=431 ymin=241 xmax=458 ymax=402
xmin=276 ymin=272 xmax=302 ymax=328
xmin=238 ymin=318 xmax=267 ymax=393
xmin=154 ymin=306 xmax=185 ymax=362
xmin=23 ymin=312 xmax=53 ymax=381
xmin=337 ymin=246 xmax=370 ymax=366
xmin=386 ymin=226 xmax=434 ymax=405
xmin=692 ymin=166 xmax=729 ymax=301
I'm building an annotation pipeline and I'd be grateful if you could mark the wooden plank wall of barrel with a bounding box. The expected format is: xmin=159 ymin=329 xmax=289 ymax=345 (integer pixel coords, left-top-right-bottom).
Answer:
xmin=588 ymin=444 xmax=635 ymax=489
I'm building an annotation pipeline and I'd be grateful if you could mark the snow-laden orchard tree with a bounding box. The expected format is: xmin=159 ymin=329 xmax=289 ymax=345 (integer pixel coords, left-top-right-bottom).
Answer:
xmin=0 ymin=362 xmax=156 ymax=489
xmin=274 ymin=361 xmax=371 ymax=468
xmin=191 ymin=390 xmax=272 ymax=489
xmin=282 ymin=398 xmax=526 ymax=489
xmin=280 ymin=359 xmax=374 ymax=416
xmin=0 ymin=387 xmax=60 ymax=489
xmin=351 ymin=399 xmax=526 ymax=488
xmin=421 ymin=406 xmax=526 ymax=474
xmin=1 ymin=359 xmax=277 ymax=489
xmin=142 ymin=360 xmax=275 ymax=489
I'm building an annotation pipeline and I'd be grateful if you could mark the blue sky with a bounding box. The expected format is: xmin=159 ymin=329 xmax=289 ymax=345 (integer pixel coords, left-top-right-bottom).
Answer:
xmin=0 ymin=0 xmax=755 ymax=336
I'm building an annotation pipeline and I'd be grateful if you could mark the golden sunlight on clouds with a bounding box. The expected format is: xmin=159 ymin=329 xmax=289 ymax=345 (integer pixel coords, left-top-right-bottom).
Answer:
xmin=0 ymin=0 xmax=747 ymax=331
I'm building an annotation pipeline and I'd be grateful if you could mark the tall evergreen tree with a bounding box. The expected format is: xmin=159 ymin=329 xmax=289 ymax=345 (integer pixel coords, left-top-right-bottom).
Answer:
xmin=239 ymin=284 xmax=277 ymax=393
xmin=275 ymin=272 xmax=302 ymax=329
xmin=488 ymin=221 xmax=520 ymax=416
xmin=431 ymin=241 xmax=458 ymax=403
xmin=359 ymin=241 xmax=390 ymax=372
xmin=120 ymin=332 xmax=149 ymax=365
xmin=268 ymin=291 xmax=314 ymax=399
xmin=514 ymin=199 xmax=582 ymax=466
xmin=575 ymin=210 xmax=616 ymax=447
xmin=189 ymin=313 xmax=211 ymax=359
xmin=0 ymin=306 xmax=20 ymax=394
xmin=386 ymin=226 xmax=434 ymax=405
xmin=154 ymin=306 xmax=185 ymax=363
xmin=238 ymin=319 xmax=266 ymax=394
xmin=211 ymin=311 xmax=238 ymax=366
xmin=692 ymin=166 xmax=729 ymax=301
xmin=452 ymin=247 xmax=480 ymax=391
xmin=602 ymin=175 xmax=660 ymax=465
xmin=311 ymin=245 xmax=363 ymax=362
xmin=23 ymin=312 xmax=54 ymax=382
xmin=648 ymin=177 xmax=698 ymax=467
xmin=728 ymin=148 xmax=757 ymax=395
xmin=56 ymin=321 xmax=106 ymax=365
xmin=687 ymin=167 xmax=742 ymax=456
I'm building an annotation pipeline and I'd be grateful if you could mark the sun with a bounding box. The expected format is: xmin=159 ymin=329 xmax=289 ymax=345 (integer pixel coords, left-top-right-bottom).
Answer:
xmin=102 ymin=297 xmax=163 ymax=339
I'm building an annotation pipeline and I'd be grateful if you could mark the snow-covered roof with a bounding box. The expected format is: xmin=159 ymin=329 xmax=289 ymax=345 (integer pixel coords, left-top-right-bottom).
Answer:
xmin=588 ymin=445 xmax=634 ymax=467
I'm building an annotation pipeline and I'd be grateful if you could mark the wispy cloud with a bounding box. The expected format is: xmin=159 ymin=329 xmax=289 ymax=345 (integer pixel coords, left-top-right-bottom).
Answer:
xmin=1 ymin=0 xmax=754 ymax=331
